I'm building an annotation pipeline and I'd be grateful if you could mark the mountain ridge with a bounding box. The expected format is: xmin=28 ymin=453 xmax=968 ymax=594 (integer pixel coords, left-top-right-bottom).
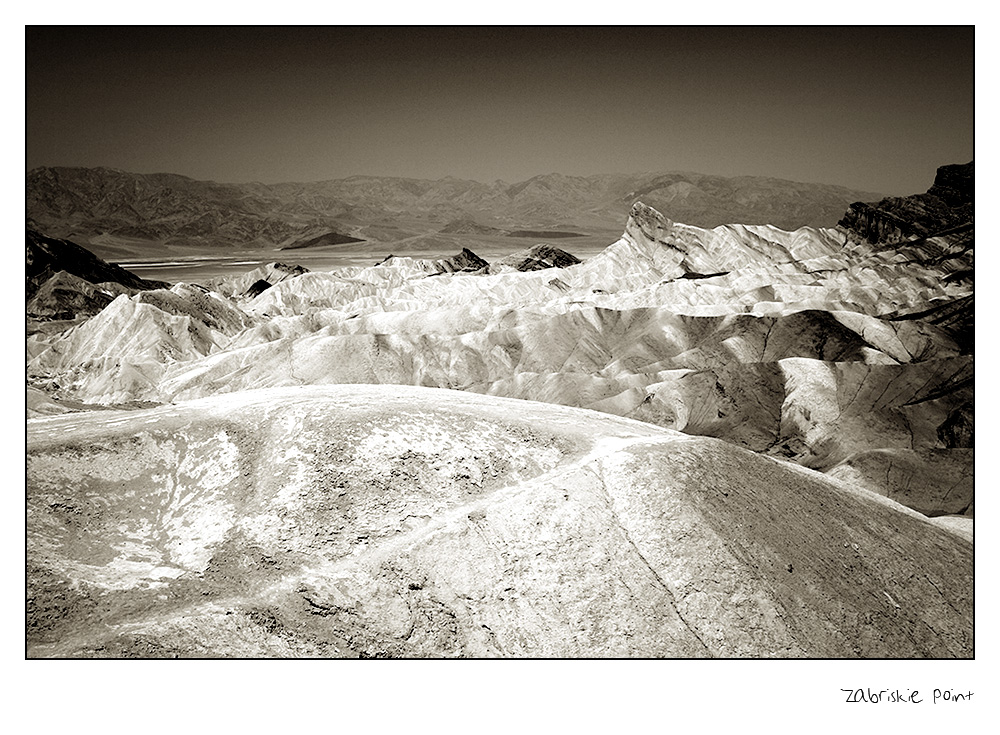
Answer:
xmin=27 ymin=166 xmax=885 ymax=250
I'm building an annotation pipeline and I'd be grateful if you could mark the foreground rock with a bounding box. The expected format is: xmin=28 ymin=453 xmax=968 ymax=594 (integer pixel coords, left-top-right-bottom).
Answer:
xmin=26 ymin=385 xmax=972 ymax=658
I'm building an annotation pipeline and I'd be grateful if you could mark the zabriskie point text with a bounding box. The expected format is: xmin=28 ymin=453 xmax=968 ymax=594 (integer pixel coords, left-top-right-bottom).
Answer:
xmin=842 ymin=689 xmax=974 ymax=704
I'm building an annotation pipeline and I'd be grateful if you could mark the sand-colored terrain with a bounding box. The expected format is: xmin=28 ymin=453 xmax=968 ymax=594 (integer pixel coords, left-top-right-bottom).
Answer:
xmin=27 ymin=386 xmax=971 ymax=658
xmin=26 ymin=165 xmax=973 ymax=657
xmin=29 ymin=199 xmax=973 ymax=516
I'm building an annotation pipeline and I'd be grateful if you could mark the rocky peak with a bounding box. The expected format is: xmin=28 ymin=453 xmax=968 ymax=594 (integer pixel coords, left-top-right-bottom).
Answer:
xmin=625 ymin=201 xmax=677 ymax=248
xmin=448 ymin=248 xmax=490 ymax=272
xmin=837 ymin=162 xmax=973 ymax=246
xmin=490 ymin=243 xmax=582 ymax=273
xmin=927 ymin=161 xmax=974 ymax=207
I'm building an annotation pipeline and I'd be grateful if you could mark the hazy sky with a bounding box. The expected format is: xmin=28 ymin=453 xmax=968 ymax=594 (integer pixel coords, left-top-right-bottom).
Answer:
xmin=26 ymin=26 xmax=974 ymax=195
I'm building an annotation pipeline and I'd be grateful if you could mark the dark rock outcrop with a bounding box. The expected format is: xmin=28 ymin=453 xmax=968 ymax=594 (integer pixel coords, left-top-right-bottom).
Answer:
xmin=927 ymin=162 xmax=975 ymax=207
xmin=244 ymin=279 xmax=273 ymax=298
xmin=494 ymin=243 xmax=582 ymax=272
xmin=938 ymin=402 xmax=974 ymax=448
xmin=443 ymin=247 xmax=490 ymax=272
xmin=26 ymin=229 xmax=169 ymax=301
xmin=279 ymin=230 xmax=365 ymax=251
xmin=26 ymin=271 xmax=116 ymax=320
xmin=838 ymin=162 xmax=973 ymax=246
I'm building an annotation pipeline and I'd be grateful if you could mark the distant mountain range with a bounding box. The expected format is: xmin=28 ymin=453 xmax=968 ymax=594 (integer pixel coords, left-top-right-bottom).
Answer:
xmin=26 ymin=166 xmax=884 ymax=251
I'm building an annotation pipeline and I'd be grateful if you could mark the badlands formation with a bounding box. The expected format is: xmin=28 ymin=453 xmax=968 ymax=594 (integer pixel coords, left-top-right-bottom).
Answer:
xmin=26 ymin=164 xmax=973 ymax=657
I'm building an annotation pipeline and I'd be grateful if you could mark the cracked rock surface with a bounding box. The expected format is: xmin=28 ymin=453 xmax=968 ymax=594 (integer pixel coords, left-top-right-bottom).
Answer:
xmin=27 ymin=385 xmax=972 ymax=658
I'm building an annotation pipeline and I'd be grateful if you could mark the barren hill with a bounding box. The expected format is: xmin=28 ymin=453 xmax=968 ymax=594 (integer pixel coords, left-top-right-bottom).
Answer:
xmin=27 ymin=228 xmax=168 ymax=300
xmin=27 ymin=385 xmax=971 ymax=658
xmin=26 ymin=228 xmax=171 ymax=335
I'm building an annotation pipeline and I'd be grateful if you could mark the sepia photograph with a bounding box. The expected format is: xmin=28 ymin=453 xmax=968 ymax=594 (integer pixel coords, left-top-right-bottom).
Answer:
xmin=24 ymin=18 xmax=976 ymax=692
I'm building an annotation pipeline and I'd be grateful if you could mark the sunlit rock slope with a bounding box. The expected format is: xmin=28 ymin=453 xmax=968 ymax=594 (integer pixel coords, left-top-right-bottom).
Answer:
xmin=27 ymin=386 xmax=972 ymax=658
